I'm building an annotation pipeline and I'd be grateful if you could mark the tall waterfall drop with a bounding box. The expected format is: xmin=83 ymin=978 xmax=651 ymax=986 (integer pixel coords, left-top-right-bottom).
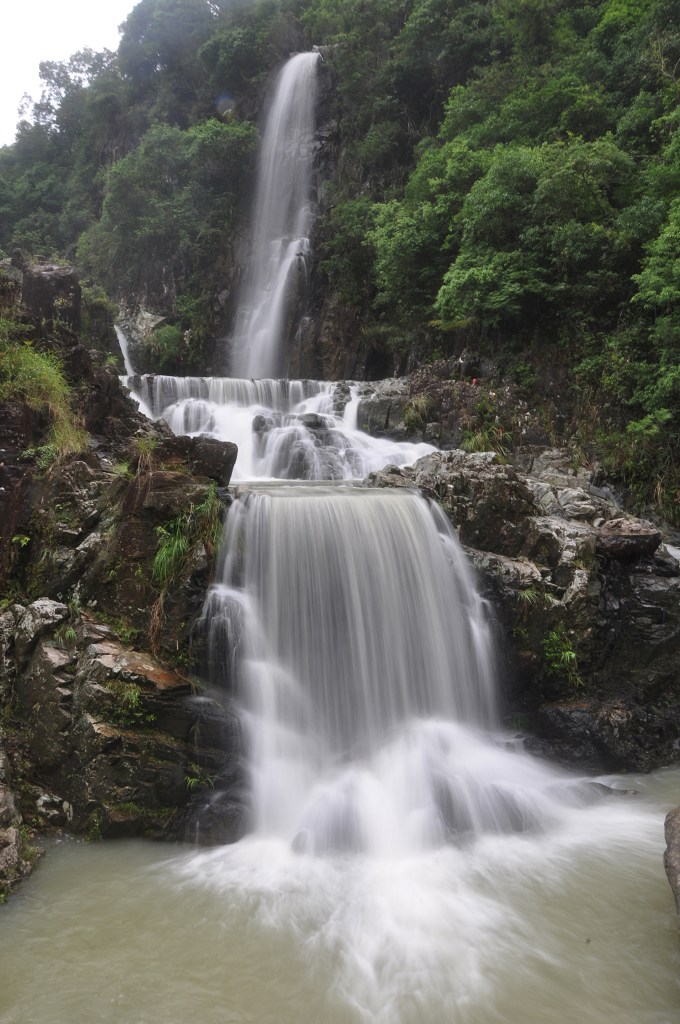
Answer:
xmin=123 ymin=51 xmax=434 ymax=481
xmin=231 ymin=51 xmax=321 ymax=379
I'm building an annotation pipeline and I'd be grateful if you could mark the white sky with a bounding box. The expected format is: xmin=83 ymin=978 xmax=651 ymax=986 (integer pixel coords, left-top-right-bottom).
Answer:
xmin=1 ymin=0 xmax=136 ymax=147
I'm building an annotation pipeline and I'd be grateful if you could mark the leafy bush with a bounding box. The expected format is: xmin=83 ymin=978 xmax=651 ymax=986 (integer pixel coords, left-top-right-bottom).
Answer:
xmin=76 ymin=119 xmax=258 ymax=311
xmin=542 ymin=625 xmax=583 ymax=689
xmin=149 ymin=325 xmax=184 ymax=372
xmin=106 ymin=681 xmax=156 ymax=727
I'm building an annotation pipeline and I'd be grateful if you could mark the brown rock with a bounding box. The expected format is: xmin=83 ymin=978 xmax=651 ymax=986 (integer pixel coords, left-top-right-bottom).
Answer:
xmin=596 ymin=518 xmax=661 ymax=560
xmin=89 ymin=640 xmax=192 ymax=694
xmin=664 ymin=807 xmax=680 ymax=915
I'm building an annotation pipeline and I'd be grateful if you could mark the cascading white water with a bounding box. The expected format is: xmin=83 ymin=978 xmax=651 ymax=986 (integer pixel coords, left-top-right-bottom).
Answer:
xmin=133 ymin=374 xmax=318 ymax=413
xmin=201 ymin=484 xmax=612 ymax=858
xmin=114 ymin=324 xmax=135 ymax=376
xmin=231 ymin=52 xmax=321 ymax=378
xmin=127 ymin=373 xmax=434 ymax=480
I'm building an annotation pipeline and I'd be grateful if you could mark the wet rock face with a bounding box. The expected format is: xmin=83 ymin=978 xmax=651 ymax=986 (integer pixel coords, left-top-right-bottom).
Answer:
xmin=0 ymin=414 xmax=240 ymax=850
xmin=525 ymin=701 xmax=680 ymax=772
xmin=1 ymin=605 xmax=244 ymax=843
xmin=0 ymin=740 xmax=41 ymax=898
xmin=370 ymin=447 xmax=680 ymax=771
xmin=598 ymin=561 xmax=680 ymax=697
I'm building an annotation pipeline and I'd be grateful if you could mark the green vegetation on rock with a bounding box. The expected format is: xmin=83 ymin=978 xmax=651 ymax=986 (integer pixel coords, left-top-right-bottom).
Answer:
xmin=150 ymin=481 xmax=224 ymax=652
xmin=0 ymin=325 xmax=87 ymax=466
xmin=542 ymin=624 xmax=584 ymax=690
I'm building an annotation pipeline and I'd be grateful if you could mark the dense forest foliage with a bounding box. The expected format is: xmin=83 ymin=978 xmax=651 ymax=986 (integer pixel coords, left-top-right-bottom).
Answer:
xmin=1 ymin=0 xmax=679 ymax=518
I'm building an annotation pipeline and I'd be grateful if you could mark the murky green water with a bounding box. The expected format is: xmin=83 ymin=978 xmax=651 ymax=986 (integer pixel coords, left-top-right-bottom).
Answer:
xmin=1 ymin=769 xmax=679 ymax=1024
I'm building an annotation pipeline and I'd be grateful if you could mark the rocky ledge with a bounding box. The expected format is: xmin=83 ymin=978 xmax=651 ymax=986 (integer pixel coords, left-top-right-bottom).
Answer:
xmin=0 ymin=598 xmax=245 ymax=893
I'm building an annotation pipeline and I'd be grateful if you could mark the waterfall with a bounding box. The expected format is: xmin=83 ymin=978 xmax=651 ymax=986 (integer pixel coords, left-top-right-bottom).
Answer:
xmin=6 ymin=47 xmax=674 ymax=1024
xmin=130 ymin=373 xmax=325 ymax=414
xmin=118 ymin=48 xmax=641 ymax=873
xmin=7 ymin=58 xmax=674 ymax=1024
xmin=201 ymin=484 xmax=593 ymax=857
xmin=114 ymin=324 xmax=135 ymax=376
xmin=230 ymin=52 xmax=321 ymax=379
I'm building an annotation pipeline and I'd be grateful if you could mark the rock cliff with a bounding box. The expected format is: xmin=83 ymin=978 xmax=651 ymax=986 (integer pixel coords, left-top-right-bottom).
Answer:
xmin=0 ymin=262 xmax=243 ymax=896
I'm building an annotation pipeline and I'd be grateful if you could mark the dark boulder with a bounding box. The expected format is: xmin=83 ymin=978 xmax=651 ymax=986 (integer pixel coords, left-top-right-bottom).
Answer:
xmin=526 ymin=700 xmax=680 ymax=772
xmin=148 ymin=435 xmax=238 ymax=486
xmin=21 ymin=263 xmax=81 ymax=337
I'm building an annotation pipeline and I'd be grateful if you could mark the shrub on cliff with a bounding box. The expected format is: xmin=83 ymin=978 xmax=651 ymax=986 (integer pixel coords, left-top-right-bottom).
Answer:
xmin=0 ymin=334 xmax=87 ymax=466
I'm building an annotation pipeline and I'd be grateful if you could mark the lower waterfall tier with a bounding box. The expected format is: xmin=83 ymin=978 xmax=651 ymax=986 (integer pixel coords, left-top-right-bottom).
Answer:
xmin=199 ymin=485 xmax=623 ymax=855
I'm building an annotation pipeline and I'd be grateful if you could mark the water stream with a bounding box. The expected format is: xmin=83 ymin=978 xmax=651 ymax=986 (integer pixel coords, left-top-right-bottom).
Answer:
xmin=203 ymin=484 xmax=505 ymax=853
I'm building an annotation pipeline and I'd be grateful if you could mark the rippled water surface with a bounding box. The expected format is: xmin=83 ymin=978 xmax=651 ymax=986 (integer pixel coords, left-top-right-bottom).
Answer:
xmin=1 ymin=769 xmax=679 ymax=1024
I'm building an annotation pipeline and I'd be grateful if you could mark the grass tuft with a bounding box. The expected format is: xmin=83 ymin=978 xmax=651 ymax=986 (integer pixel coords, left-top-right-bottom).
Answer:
xmin=0 ymin=337 xmax=87 ymax=465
